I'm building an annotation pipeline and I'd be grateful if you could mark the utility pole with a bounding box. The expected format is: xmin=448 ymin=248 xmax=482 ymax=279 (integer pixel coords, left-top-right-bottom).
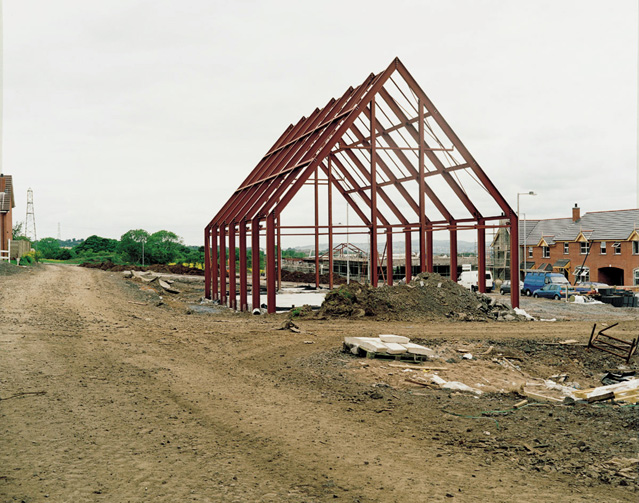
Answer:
xmin=25 ymin=188 xmax=36 ymax=241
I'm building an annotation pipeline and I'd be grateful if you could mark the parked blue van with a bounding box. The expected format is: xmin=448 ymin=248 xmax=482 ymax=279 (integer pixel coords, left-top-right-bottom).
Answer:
xmin=523 ymin=271 xmax=569 ymax=297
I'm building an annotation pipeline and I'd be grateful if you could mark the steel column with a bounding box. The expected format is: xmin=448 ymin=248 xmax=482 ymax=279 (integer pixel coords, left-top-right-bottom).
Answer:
xmin=266 ymin=213 xmax=276 ymax=314
xmin=228 ymin=223 xmax=237 ymax=310
xmin=449 ymin=226 xmax=458 ymax=281
xmin=219 ymin=225 xmax=227 ymax=305
xmin=277 ymin=216 xmax=282 ymax=290
xmin=509 ymin=212 xmax=520 ymax=308
xmin=386 ymin=228 xmax=393 ymax=286
xmin=239 ymin=221 xmax=248 ymax=311
xmin=370 ymin=98 xmax=378 ymax=287
xmin=212 ymin=226 xmax=219 ymax=301
xmin=251 ymin=218 xmax=261 ymax=311
xmin=314 ymin=168 xmax=320 ymax=288
xmin=405 ymin=229 xmax=412 ymax=282
xmin=204 ymin=227 xmax=211 ymax=299
xmin=328 ymin=157 xmax=334 ymax=289
xmin=426 ymin=226 xmax=433 ymax=273
xmin=418 ymin=99 xmax=426 ymax=273
xmin=478 ymin=219 xmax=486 ymax=294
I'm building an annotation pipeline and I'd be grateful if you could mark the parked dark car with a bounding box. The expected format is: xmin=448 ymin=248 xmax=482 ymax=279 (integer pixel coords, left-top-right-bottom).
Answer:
xmin=532 ymin=284 xmax=576 ymax=300
xmin=523 ymin=271 xmax=570 ymax=296
xmin=499 ymin=280 xmax=523 ymax=295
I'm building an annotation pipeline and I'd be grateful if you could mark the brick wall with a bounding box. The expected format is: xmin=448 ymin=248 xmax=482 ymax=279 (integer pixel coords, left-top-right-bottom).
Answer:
xmin=528 ymin=240 xmax=639 ymax=286
xmin=0 ymin=208 xmax=12 ymax=251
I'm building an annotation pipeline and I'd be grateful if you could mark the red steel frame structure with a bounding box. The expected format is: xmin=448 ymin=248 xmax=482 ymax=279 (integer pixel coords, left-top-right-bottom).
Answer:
xmin=205 ymin=58 xmax=519 ymax=313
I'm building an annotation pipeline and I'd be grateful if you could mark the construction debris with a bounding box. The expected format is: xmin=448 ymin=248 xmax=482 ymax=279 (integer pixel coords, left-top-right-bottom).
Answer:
xmin=408 ymin=373 xmax=483 ymax=395
xmin=588 ymin=323 xmax=638 ymax=363
xmin=158 ymin=279 xmax=180 ymax=294
xmin=573 ymin=378 xmax=639 ymax=404
xmin=279 ymin=320 xmax=301 ymax=333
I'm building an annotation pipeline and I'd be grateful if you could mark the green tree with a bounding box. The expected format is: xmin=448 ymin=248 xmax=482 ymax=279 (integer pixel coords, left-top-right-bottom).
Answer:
xmin=11 ymin=221 xmax=30 ymax=241
xmin=282 ymin=247 xmax=305 ymax=259
xmin=74 ymin=235 xmax=118 ymax=255
xmin=36 ymin=237 xmax=61 ymax=259
xmin=118 ymin=229 xmax=150 ymax=264
xmin=176 ymin=245 xmax=205 ymax=265
xmin=146 ymin=230 xmax=182 ymax=264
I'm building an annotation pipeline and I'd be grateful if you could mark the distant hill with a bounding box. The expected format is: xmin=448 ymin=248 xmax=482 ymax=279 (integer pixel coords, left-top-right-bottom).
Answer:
xmin=292 ymin=239 xmax=477 ymax=255
xmin=58 ymin=238 xmax=83 ymax=248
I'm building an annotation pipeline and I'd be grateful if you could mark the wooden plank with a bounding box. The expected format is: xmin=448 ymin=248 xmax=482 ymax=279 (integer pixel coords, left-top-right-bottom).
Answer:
xmin=523 ymin=390 xmax=564 ymax=403
xmin=587 ymin=391 xmax=615 ymax=403
xmin=406 ymin=377 xmax=438 ymax=388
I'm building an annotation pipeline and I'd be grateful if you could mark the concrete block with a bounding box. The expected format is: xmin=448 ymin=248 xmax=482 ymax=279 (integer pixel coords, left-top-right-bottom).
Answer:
xmin=358 ymin=340 xmax=389 ymax=354
xmin=384 ymin=342 xmax=407 ymax=354
xmin=379 ymin=334 xmax=410 ymax=344
xmin=402 ymin=342 xmax=435 ymax=356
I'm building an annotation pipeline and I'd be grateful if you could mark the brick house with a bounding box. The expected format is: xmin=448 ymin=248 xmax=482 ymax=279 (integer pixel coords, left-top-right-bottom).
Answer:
xmin=490 ymin=205 xmax=639 ymax=286
xmin=0 ymin=174 xmax=15 ymax=253
xmin=522 ymin=205 xmax=639 ymax=287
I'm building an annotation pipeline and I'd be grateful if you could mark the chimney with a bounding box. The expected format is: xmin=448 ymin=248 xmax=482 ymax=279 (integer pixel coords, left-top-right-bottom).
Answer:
xmin=572 ymin=203 xmax=580 ymax=222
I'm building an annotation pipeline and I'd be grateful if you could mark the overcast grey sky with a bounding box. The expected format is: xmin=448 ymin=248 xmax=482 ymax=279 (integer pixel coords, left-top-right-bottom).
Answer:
xmin=3 ymin=0 xmax=638 ymax=245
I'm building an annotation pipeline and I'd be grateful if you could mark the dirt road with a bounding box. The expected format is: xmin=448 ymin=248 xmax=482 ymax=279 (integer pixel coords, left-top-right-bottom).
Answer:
xmin=1 ymin=265 xmax=637 ymax=502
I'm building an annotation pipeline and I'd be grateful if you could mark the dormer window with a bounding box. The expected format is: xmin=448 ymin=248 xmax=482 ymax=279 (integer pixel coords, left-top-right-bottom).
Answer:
xmin=580 ymin=242 xmax=588 ymax=254
xmin=542 ymin=246 xmax=550 ymax=258
xmin=633 ymin=241 xmax=639 ymax=255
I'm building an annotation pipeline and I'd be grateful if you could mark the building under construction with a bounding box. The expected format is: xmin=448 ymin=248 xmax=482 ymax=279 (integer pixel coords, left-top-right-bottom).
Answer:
xmin=204 ymin=58 xmax=519 ymax=312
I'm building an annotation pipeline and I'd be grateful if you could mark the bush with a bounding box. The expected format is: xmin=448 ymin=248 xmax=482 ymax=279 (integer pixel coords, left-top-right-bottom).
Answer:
xmin=21 ymin=251 xmax=36 ymax=265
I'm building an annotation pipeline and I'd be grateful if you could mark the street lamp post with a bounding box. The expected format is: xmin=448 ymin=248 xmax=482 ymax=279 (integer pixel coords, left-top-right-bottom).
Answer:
xmin=516 ymin=191 xmax=537 ymax=284
xmin=346 ymin=205 xmax=350 ymax=284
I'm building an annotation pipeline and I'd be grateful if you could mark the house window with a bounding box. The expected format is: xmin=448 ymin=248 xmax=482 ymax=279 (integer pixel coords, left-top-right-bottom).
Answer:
xmin=542 ymin=246 xmax=550 ymax=258
xmin=580 ymin=242 xmax=588 ymax=254
xmin=613 ymin=242 xmax=621 ymax=255
xmin=563 ymin=243 xmax=569 ymax=255
xmin=528 ymin=247 xmax=533 ymax=258
xmin=633 ymin=241 xmax=639 ymax=255
xmin=635 ymin=268 xmax=639 ymax=286
xmin=600 ymin=241 xmax=606 ymax=255
xmin=575 ymin=266 xmax=590 ymax=282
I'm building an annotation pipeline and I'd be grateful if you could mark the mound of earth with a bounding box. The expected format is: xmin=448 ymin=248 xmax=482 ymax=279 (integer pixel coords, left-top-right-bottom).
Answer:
xmin=0 ymin=262 xmax=29 ymax=276
xmin=318 ymin=272 xmax=527 ymax=321
xmin=80 ymin=261 xmax=204 ymax=276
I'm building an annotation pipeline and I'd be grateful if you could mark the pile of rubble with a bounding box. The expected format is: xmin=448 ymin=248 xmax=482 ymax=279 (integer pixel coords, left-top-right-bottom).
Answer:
xmin=318 ymin=272 xmax=529 ymax=321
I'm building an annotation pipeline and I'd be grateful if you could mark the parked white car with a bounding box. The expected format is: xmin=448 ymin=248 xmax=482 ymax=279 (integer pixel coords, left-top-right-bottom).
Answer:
xmin=458 ymin=270 xmax=494 ymax=292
